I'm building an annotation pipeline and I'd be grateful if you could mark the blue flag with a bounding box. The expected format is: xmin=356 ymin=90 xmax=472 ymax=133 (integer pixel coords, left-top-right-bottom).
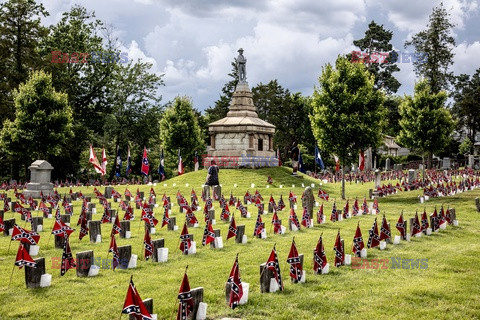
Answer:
xmin=298 ymin=149 xmax=306 ymax=173
xmin=315 ymin=145 xmax=325 ymax=170
xmin=158 ymin=149 xmax=165 ymax=180
xmin=115 ymin=147 xmax=122 ymax=177
xmin=125 ymin=147 xmax=132 ymax=177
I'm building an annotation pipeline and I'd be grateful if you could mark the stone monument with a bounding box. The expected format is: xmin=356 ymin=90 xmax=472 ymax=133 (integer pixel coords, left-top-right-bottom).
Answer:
xmin=23 ymin=160 xmax=54 ymax=198
xmin=207 ymin=48 xmax=277 ymax=168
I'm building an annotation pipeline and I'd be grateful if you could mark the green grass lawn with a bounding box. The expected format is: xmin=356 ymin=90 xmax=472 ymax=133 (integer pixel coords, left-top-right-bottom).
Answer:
xmin=1 ymin=167 xmax=479 ymax=319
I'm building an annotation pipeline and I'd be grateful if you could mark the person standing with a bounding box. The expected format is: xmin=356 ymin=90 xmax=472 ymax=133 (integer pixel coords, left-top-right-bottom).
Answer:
xmin=205 ymin=160 xmax=220 ymax=188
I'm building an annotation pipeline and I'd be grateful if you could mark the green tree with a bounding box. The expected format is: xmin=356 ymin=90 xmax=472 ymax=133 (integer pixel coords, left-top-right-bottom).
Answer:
xmin=40 ymin=5 xmax=164 ymax=179
xmin=458 ymin=138 xmax=473 ymax=156
xmin=405 ymin=3 xmax=456 ymax=93
xmin=310 ymin=57 xmax=384 ymax=199
xmin=0 ymin=70 xmax=74 ymax=179
xmin=397 ymin=80 xmax=454 ymax=168
xmin=353 ymin=20 xmax=401 ymax=94
xmin=252 ymin=80 xmax=315 ymax=167
xmin=452 ymin=69 xmax=480 ymax=154
xmin=0 ymin=0 xmax=49 ymax=127
xmin=160 ymin=97 xmax=206 ymax=174
xmin=383 ymin=95 xmax=402 ymax=137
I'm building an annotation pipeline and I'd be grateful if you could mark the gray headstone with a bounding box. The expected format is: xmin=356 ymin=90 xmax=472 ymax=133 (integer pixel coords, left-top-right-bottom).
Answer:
xmin=129 ymin=298 xmax=153 ymax=320
xmin=76 ymin=250 xmax=94 ymax=277
xmin=167 ymin=216 xmax=177 ymax=231
xmin=203 ymin=186 xmax=210 ymax=201
xmin=152 ymin=239 xmax=165 ymax=262
xmin=429 ymin=214 xmax=438 ymax=232
xmin=210 ymin=229 xmax=221 ymax=248
xmin=259 ymin=263 xmax=275 ymax=293
xmin=374 ymin=170 xmax=381 ymax=188
xmin=60 ymin=214 xmax=70 ymax=224
xmin=442 ymin=157 xmax=451 ymax=169
xmin=190 ymin=287 xmax=204 ymax=320
xmin=385 ymin=158 xmax=391 ymax=171
xmin=447 ymin=208 xmax=456 ymax=223
xmin=88 ymin=220 xmax=102 ymax=243
xmin=23 ymin=160 xmax=54 ymax=198
xmin=25 ymin=257 xmax=46 ymax=288
xmin=120 ymin=220 xmax=130 ymax=238
xmin=54 ymin=234 xmax=66 ymax=249
xmin=268 ymin=202 xmax=273 ymax=213
xmin=303 ymin=187 xmax=314 ymax=219
xmin=207 ymin=209 xmax=215 ymax=223
xmin=31 ymin=217 xmax=43 ymax=233
xmin=476 ymin=198 xmax=480 ymax=212
xmin=213 ymin=185 xmax=222 ymax=200
xmin=408 ymin=169 xmax=416 ymax=184
xmin=236 ymin=225 xmax=245 ymax=244
xmin=3 ymin=218 xmax=15 ymax=235
xmin=117 ymin=245 xmax=131 ymax=270
xmin=87 ymin=202 xmax=96 ymax=213
xmin=255 ymin=223 xmax=265 ymax=239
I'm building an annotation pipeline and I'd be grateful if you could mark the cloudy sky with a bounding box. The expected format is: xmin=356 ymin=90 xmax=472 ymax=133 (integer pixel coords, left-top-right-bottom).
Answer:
xmin=35 ymin=0 xmax=480 ymax=110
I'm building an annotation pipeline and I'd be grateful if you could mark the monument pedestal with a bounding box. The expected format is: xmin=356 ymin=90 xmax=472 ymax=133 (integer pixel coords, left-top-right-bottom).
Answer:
xmin=207 ymin=82 xmax=278 ymax=168
xmin=23 ymin=160 xmax=54 ymax=198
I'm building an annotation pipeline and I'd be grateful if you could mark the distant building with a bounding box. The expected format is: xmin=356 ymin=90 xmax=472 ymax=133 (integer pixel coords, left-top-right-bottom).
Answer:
xmin=379 ymin=135 xmax=403 ymax=157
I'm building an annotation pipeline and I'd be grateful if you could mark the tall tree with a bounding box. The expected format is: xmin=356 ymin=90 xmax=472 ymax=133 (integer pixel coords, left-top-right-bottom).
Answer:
xmin=160 ymin=97 xmax=206 ymax=174
xmin=452 ymin=69 xmax=480 ymax=154
xmin=353 ymin=20 xmax=400 ymax=94
xmin=103 ymin=60 xmax=164 ymax=180
xmin=252 ymin=80 xmax=315 ymax=165
xmin=0 ymin=0 xmax=49 ymax=127
xmin=310 ymin=57 xmax=384 ymax=199
xmin=397 ymin=80 xmax=454 ymax=168
xmin=383 ymin=95 xmax=402 ymax=137
xmin=0 ymin=71 xmax=74 ymax=179
xmin=40 ymin=5 xmax=164 ymax=178
xmin=405 ymin=3 xmax=456 ymax=93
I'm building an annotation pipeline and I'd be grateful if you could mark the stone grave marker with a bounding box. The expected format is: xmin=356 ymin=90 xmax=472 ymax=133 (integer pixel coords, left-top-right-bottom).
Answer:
xmin=167 ymin=216 xmax=177 ymax=231
xmin=213 ymin=185 xmax=222 ymax=200
xmin=210 ymin=229 xmax=222 ymax=248
xmin=191 ymin=287 xmax=204 ymax=320
xmin=31 ymin=217 xmax=43 ymax=233
xmin=152 ymin=239 xmax=165 ymax=262
xmin=259 ymin=263 xmax=275 ymax=293
xmin=236 ymin=225 xmax=245 ymax=244
xmin=119 ymin=221 xmax=130 ymax=238
xmin=25 ymin=257 xmax=47 ymax=288
xmin=303 ymin=187 xmax=314 ymax=220
xmin=88 ymin=221 xmax=102 ymax=243
xmin=76 ymin=250 xmax=95 ymax=277
xmin=118 ymin=245 xmax=132 ymax=270
xmin=3 ymin=218 xmax=15 ymax=235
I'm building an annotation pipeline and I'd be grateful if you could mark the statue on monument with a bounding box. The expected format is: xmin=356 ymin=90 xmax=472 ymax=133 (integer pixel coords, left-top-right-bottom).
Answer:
xmin=236 ymin=48 xmax=247 ymax=82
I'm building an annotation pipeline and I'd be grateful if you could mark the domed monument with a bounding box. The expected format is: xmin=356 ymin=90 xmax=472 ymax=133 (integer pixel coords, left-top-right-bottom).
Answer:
xmin=207 ymin=48 xmax=278 ymax=168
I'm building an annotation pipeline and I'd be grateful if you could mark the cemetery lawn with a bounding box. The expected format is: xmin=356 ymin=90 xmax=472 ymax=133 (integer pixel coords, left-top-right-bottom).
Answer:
xmin=1 ymin=167 xmax=480 ymax=319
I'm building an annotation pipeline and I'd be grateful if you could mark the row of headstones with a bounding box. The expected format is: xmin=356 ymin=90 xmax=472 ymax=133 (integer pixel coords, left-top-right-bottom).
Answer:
xmin=23 ymin=255 xmax=208 ymax=320
xmin=258 ymin=208 xmax=459 ymax=293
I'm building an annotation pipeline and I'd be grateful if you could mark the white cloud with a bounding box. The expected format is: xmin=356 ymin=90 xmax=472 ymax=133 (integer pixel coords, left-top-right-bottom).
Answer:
xmin=453 ymin=41 xmax=480 ymax=75
xmin=33 ymin=0 xmax=479 ymax=108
